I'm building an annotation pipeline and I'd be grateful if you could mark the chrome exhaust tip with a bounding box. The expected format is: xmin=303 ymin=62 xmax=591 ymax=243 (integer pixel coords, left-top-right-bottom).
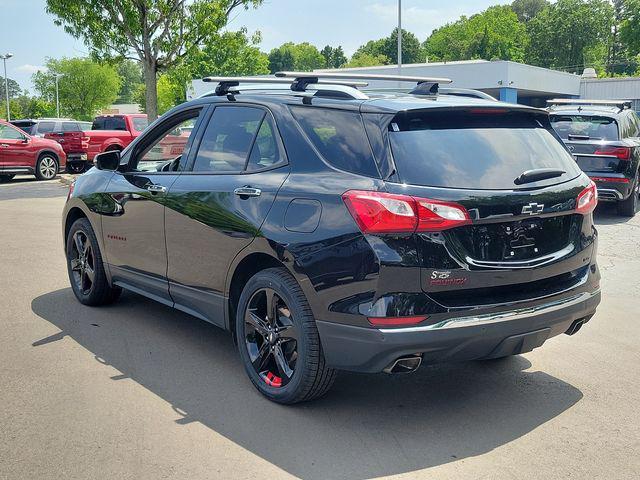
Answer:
xmin=383 ymin=355 xmax=422 ymax=374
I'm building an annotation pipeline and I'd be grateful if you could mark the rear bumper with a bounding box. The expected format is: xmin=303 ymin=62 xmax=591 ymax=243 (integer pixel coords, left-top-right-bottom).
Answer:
xmin=588 ymin=174 xmax=634 ymax=201
xmin=317 ymin=289 xmax=600 ymax=373
xmin=67 ymin=153 xmax=88 ymax=162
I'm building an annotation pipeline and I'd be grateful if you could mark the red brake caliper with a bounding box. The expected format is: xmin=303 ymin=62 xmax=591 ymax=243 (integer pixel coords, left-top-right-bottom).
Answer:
xmin=264 ymin=371 xmax=282 ymax=388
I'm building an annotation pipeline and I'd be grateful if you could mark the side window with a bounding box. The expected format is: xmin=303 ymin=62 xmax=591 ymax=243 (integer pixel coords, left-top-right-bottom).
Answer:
xmin=37 ymin=121 xmax=56 ymax=134
xmin=192 ymin=107 xmax=264 ymax=172
xmin=62 ymin=122 xmax=80 ymax=132
xmin=246 ymin=115 xmax=285 ymax=171
xmin=290 ymin=106 xmax=379 ymax=177
xmin=0 ymin=124 xmax=26 ymax=140
xmin=133 ymin=110 xmax=202 ymax=172
xmin=628 ymin=112 xmax=640 ymax=137
xmin=92 ymin=118 xmax=106 ymax=130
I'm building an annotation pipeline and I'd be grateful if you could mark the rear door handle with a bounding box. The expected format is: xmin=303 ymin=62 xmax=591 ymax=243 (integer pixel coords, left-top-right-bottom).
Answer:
xmin=234 ymin=187 xmax=261 ymax=197
xmin=146 ymin=184 xmax=167 ymax=194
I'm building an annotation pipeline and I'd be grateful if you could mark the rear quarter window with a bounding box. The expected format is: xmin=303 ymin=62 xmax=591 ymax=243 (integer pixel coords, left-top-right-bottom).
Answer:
xmin=291 ymin=106 xmax=379 ymax=178
xmin=389 ymin=109 xmax=581 ymax=190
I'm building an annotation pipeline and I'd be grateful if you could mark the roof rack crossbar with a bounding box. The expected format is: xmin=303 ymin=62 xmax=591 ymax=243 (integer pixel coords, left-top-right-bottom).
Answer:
xmin=547 ymin=98 xmax=632 ymax=111
xmin=202 ymin=75 xmax=369 ymax=98
xmin=274 ymin=71 xmax=452 ymax=85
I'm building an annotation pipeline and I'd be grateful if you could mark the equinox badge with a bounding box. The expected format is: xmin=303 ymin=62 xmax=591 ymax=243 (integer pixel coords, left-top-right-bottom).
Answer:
xmin=522 ymin=202 xmax=544 ymax=215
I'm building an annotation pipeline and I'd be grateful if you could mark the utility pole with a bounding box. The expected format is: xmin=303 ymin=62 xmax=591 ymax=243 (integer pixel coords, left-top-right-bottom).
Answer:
xmin=1 ymin=53 xmax=13 ymax=121
xmin=54 ymin=74 xmax=62 ymax=118
xmin=397 ymin=0 xmax=402 ymax=73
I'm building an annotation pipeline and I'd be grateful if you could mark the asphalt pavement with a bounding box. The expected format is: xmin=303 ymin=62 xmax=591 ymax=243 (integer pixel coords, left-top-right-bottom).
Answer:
xmin=0 ymin=175 xmax=638 ymax=479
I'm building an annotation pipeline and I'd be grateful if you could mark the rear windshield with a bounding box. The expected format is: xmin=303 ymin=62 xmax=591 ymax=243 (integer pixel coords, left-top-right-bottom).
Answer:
xmin=389 ymin=109 xmax=580 ymax=190
xmin=550 ymin=115 xmax=619 ymax=140
xmin=11 ymin=122 xmax=33 ymax=134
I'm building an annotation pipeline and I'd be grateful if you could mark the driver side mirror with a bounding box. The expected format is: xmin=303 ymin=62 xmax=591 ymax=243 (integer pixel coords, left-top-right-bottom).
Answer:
xmin=21 ymin=136 xmax=30 ymax=144
xmin=94 ymin=150 xmax=121 ymax=171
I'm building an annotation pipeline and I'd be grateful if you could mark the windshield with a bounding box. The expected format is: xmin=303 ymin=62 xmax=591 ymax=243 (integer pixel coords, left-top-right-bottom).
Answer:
xmin=550 ymin=115 xmax=619 ymax=140
xmin=389 ymin=109 xmax=581 ymax=190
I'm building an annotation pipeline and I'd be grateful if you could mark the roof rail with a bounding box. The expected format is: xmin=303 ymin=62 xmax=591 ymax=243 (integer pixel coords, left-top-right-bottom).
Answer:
xmin=276 ymin=71 xmax=452 ymax=96
xmin=202 ymin=75 xmax=369 ymax=98
xmin=547 ymin=98 xmax=632 ymax=111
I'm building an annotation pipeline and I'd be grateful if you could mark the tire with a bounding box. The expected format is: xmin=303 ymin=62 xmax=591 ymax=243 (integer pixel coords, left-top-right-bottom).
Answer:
xmin=66 ymin=218 xmax=121 ymax=306
xmin=617 ymin=174 xmax=639 ymax=217
xmin=0 ymin=174 xmax=15 ymax=183
xmin=35 ymin=154 xmax=59 ymax=181
xmin=235 ymin=267 xmax=337 ymax=404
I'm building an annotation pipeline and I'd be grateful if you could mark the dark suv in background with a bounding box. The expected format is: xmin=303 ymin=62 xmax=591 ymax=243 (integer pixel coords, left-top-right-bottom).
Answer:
xmin=549 ymin=99 xmax=640 ymax=216
xmin=62 ymin=73 xmax=601 ymax=404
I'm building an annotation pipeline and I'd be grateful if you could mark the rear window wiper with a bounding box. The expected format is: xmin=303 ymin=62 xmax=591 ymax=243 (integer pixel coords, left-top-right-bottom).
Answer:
xmin=514 ymin=168 xmax=566 ymax=185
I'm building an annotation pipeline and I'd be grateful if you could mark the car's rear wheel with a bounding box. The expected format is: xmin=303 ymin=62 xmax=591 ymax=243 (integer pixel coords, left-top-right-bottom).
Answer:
xmin=66 ymin=218 xmax=121 ymax=306
xmin=35 ymin=154 xmax=58 ymax=181
xmin=0 ymin=174 xmax=15 ymax=182
xmin=236 ymin=267 xmax=336 ymax=404
xmin=617 ymin=173 xmax=639 ymax=217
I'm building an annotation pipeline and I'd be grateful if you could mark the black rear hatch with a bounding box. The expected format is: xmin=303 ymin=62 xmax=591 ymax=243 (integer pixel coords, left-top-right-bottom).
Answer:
xmin=382 ymin=106 xmax=592 ymax=306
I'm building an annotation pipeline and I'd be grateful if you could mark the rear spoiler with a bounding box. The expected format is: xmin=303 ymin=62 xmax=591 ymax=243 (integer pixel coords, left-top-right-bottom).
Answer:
xmin=547 ymin=98 xmax=632 ymax=112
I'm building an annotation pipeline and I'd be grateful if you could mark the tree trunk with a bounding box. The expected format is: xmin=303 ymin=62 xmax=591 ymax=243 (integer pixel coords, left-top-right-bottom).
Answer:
xmin=143 ymin=59 xmax=158 ymax=121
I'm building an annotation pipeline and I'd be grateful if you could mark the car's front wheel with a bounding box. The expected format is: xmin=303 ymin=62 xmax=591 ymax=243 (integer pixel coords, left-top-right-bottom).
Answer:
xmin=66 ymin=218 xmax=121 ymax=306
xmin=35 ymin=154 xmax=59 ymax=181
xmin=236 ymin=267 xmax=336 ymax=404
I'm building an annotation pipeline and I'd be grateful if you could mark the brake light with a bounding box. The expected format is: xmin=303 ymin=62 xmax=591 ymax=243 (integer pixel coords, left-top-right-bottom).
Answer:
xmin=590 ymin=176 xmax=630 ymax=183
xmin=342 ymin=190 xmax=471 ymax=234
xmin=368 ymin=315 xmax=427 ymax=326
xmin=576 ymin=181 xmax=598 ymax=215
xmin=81 ymin=135 xmax=89 ymax=149
xmin=593 ymin=146 xmax=631 ymax=160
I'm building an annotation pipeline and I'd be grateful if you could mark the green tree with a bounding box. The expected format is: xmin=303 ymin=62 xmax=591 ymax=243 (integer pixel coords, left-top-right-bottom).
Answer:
xmin=0 ymin=78 xmax=21 ymax=100
xmin=526 ymin=0 xmax=614 ymax=72
xmin=46 ymin=0 xmax=263 ymax=121
xmin=620 ymin=0 xmax=640 ymax=56
xmin=342 ymin=52 xmax=390 ymax=68
xmin=320 ymin=45 xmax=347 ymax=68
xmin=268 ymin=42 xmax=325 ymax=73
xmin=116 ymin=60 xmax=144 ymax=104
xmin=354 ymin=28 xmax=423 ymax=64
xmin=511 ymin=0 xmax=549 ymax=22
xmin=32 ymin=57 xmax=120 ymax=120
xmin=424 ymin=6 xmax=528 ymax=62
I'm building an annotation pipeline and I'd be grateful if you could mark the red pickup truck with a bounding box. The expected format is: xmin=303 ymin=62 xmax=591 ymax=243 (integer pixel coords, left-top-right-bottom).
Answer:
xmin=45 ymin=114 xmax=148 ymax=173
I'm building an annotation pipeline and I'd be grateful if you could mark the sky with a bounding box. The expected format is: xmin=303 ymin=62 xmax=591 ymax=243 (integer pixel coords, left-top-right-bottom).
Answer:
xmin=0 ymin=0 xmax=511 ymax=92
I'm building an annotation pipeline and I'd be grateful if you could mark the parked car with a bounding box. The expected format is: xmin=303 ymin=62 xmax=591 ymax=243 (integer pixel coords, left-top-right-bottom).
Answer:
xmin=62 ymin=73 xmax=600 ymax=404
xmin=10 ymin=118 xmax=91 ymax=137
xmin=0 ymin=119 xmax=67 ymax=181
xmin=549 ymin=99 xmax=640 ymax=216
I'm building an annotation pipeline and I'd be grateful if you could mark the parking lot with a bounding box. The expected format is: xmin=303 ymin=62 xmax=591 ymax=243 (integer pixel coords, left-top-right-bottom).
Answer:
xmin=0 ymin=176 xmax=638 ymax=480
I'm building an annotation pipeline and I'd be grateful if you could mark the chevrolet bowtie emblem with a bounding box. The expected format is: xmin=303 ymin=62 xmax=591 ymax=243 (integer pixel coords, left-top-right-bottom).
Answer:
xmin=522 ymin=203 xmax=544 ymax=215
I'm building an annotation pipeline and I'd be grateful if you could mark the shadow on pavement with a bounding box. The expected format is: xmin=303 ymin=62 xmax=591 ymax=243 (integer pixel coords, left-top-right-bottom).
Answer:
xmin=32 ymin=288 xmax=583 ymax=480
xmin=593 ymin=202 xmax=634 ymax=225
xmin=0 ymin=176 xmax=67 ymax=200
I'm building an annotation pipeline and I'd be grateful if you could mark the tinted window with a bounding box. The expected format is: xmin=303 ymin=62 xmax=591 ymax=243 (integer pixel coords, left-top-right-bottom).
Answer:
xmin=105 ymin=117 xmax=126 ymax=130
xmin=11 ymin=122 xmax=33 ymax=134
xmin=134 ymin=111 xmax=201 ymax=172
xmin=92 ymin=117 xmax=105 ymax=130
xmin=132 ymin=117 xmax=148 ymax=132
xmin=550 ymin=115 xmax=618 ymax=140
xmin=389 ymin=110 xmax=581 ymax=190
xmin=62 ymin=122 xmax=80 ymax=132
xmin=192 ymin=107 xmax=264 ymax=172
xmin=0 ymin=124 xmax=26 ymax=140
xmin=246 ymin=116 xmax=284 ymax=171
xmin=37 ymin=121 xmax=56 ymax=134
xmin=627 ymin=111 xmax=640 ymax=137
xmin=291 ymin=107 xmax=379 ymax=177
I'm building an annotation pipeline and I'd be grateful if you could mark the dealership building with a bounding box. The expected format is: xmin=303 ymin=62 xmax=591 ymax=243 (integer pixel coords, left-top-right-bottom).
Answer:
xmin=189 ymin=59 xmax=640 ymax=109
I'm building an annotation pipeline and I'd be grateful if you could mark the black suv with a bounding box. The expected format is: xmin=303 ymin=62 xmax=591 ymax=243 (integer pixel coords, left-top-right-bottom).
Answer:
xmin=62 ymin=73 xmax=601 ymax=404
xmin=549 ymin=100 xmax=640 ymax=216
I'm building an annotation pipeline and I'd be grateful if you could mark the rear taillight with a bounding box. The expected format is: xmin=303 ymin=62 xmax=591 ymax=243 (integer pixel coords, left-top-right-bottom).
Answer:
xmin=593 ymin=146 xmax=631 ymax=160
xmin=81 ymin=135 xmax=89 ymax=148
xmin=576 ymin=181 xmax=598 ymax=215
xmin=342 ymin=190 xmax=471 ymax=234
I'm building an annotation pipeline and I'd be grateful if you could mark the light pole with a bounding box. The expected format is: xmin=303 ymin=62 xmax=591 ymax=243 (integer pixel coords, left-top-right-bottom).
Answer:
xmin=54 ymin=74 xmax=63 ymax=118
xmin=1 ymin=53 xmax=13 ymax=121
xmin=397 ymin=0 xmax=402 ymax=73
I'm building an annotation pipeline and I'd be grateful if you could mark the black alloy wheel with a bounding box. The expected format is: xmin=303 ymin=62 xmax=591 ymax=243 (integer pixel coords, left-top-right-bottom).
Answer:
xmin=618 ymin=173 xmax=639 ymax=217
xmin=244 ymin=287 xmax=299 ymax=388
xmin=70 ymin=230 xmax=96 ymax=296
xmin=236 ymin=268 xmax=336 ymax=404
